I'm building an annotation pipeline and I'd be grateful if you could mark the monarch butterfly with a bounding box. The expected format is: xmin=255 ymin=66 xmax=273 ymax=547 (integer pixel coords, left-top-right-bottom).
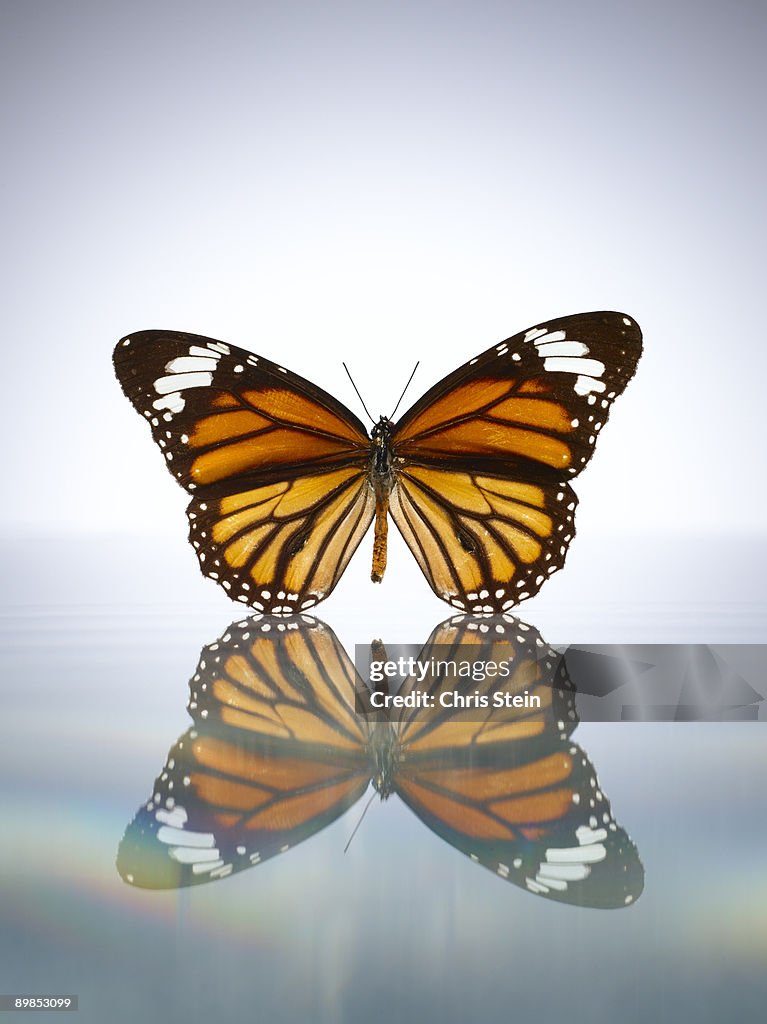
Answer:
xmin=117 ymin=614 xmax=644 ymax=908
xmin=113 ymin=311 xmax=642 ymax=615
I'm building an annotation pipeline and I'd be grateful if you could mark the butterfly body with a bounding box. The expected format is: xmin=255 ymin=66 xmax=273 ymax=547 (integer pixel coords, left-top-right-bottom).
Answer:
xmin=114 ymin=312 xmax=641 ymax=613
xmin=370 ymin=416 xmax=396 ymax=478
xmin=367 ymin=720 xmax=399 ymax=799
xmin=368 ymin=415 xmax=397 ymax=583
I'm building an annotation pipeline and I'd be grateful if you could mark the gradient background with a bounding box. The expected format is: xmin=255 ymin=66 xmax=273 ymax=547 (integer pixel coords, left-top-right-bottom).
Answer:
xmin=2 ymin=2 xmax=766 ymax=1022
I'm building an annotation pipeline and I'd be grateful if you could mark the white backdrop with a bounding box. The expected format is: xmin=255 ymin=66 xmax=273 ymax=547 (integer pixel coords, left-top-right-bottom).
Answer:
xmin=3 ymin=0 xmax=765 ymax=636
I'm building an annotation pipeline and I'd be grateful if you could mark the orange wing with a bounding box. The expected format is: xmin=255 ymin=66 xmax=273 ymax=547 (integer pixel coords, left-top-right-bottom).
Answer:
xmin=389 ymin=469 xmax=577 ymax=614
xmin=395 ymin=739 xmax=644 ymax=908
xmin=390 ymin=312 xmax=642 ymax=611
xmin=390 ymin=616 xmax=644 ymax=908
xmin=114 ymin=331 xmax=375 ymax=612
xmin=117 ymin=617 xmax=372 ymax=889
xmin=117 ymin=613 xmax=643 ymax=906
xmin=392 ymin=614 xmax=578 ymax=751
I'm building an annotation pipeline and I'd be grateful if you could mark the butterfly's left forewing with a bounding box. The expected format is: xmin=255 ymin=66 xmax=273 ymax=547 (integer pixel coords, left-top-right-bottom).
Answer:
xmin=114 ymin=331 xmax=375 ymax=612
xmin=390 ymin=312 xmax=642 ymax=612
xmin=393 ymin=312 xmax=642 ymax=474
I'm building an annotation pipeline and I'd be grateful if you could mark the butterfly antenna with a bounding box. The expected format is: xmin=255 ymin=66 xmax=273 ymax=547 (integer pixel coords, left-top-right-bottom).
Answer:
xmin=343 ymin=363 xmax=375 ymax=425
xmin=390 ymin=361 xmax=420 ymax=420
xmin=344 ymin=790 xmax=377 ymax=854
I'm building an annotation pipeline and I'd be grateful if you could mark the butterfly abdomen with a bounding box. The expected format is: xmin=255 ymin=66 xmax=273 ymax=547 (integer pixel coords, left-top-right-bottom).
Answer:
xmin=370 ymin=416 xmax=396 ymax=583
xmin=371 ymin=494 xmax=389 ymax=582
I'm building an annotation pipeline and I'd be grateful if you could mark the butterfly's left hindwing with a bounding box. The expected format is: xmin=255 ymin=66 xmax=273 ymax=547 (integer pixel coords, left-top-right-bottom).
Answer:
xmin=114 ymin=331 xmax=375 ymax=612
xmin=389 ymin=469 xmax=578 ymax=614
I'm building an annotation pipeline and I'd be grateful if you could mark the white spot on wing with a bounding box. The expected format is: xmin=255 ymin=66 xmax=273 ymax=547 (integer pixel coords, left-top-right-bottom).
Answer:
xmin=536 ymin=340 xmax=589 ymax=358
xmin=155 ymin=825 xmax=214 ymax=850
xmin=543 ymin=356 xmax=605 ymax=377
xmin=163 ymin=838 xmax=221 ymax=862
xmin=576 ymin=824 xmax=608 ymax=845
xmin=533 ymin=329 xmax=567 ymax=345
xmin=544 ymin=843 xmax=607 ymax=865
xmin=155 ymin=807 xmax=188 ymax=827
xmin=525 ymin=327 xmax=548 ymax=343
xmin=192 ymin=858 xmax=225 ymax=874
xmin=189 ymin=345 xmax=222 ymax=359
xmin=153 ymin=393 xmax=186 ymax=412
xmin=525 ymin=877 xmax=549 ymax=894
xmin=154 ymin=371 xmax=213 ymax=394
xmin=538 ymin=862 xmax=590 ymax=882
xmin=574 ymin=375 xmax=607 ymax=396
xmin=534 ymin=873 xmax=568 ymax=891
xmin=166 ymin=356 xmax=219 ymax=373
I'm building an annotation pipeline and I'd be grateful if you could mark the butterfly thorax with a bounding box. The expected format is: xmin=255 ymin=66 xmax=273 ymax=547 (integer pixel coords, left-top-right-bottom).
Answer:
xmin=370 ymin=417 xmax=396 ymax=585
xmin=370 ymin=416 xmax=395 ymax=478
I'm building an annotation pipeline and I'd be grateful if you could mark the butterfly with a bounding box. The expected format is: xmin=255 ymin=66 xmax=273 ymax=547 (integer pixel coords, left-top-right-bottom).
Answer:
xmin=117 ymin=614 xmax=644 ymax=908
xmin=113 ymin=311 xmax=642 ymax=614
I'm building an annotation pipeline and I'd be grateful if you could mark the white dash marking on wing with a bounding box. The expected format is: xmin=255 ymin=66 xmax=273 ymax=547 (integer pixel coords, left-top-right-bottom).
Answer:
xmin=153 ymin=393 xmax=186 ymax=412
xmin=574 ymin=375 xmax=607 ymax=396
xmin=154 ymin=371 xmax=213 ymax=394
xmin=525 ymin=327 xmax=548 ymax=343
xmin=192 ymin=858 xmax=225 ymax=874
xmin=188 ymin=345 xmax=223 ymax=359
xmin=536 ymin=340 xmax=589 ymax=358
xmin=166 ymin=356 xmax=219 ymax=374
xmin=542 ymin=357 xmax=605 ymax=377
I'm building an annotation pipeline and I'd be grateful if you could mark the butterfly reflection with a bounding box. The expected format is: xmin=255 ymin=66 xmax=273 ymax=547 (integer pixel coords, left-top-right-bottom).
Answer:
xmin=117 ymin=615 xmax=644 ymax=908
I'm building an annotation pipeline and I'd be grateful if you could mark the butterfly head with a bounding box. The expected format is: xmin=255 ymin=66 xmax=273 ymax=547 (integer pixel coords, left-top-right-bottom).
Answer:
xmin=371 ymin=415 xmax=393 ymax=440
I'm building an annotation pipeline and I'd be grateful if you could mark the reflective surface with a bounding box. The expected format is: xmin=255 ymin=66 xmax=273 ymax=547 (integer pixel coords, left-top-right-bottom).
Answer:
xmin=1 ymin=544 xmax=766 ymax=1022
xmin=117 ymin=615 xmax=643 ymax=906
